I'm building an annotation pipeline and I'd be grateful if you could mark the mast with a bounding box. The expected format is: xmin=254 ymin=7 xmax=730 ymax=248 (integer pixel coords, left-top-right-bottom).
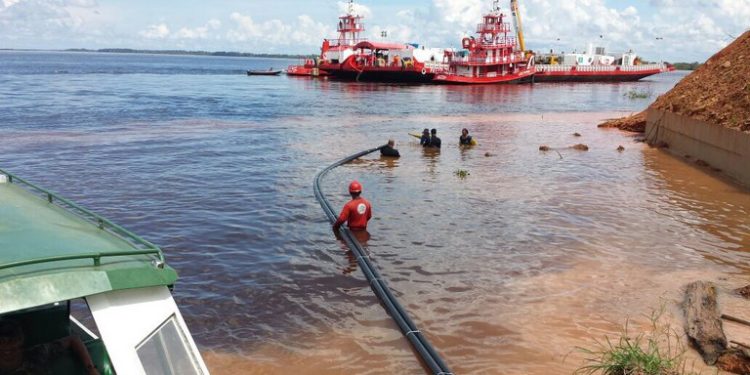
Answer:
xmin=336 ymin=0 xmax=364 ymax=45
xmin=510 ymin=0 xmax=526 ymax=52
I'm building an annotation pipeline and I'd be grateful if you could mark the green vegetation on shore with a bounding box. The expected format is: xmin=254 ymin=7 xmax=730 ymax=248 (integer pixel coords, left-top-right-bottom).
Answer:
xmin=63 ymin=48 xmax=312 ymax=59
xmin=575 ymin=307 xmax=698 ymax=375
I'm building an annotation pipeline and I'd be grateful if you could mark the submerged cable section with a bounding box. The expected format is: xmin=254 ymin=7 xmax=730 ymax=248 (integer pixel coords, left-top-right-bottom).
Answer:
xmin=313 ymin=145 xmax=453 ymax=375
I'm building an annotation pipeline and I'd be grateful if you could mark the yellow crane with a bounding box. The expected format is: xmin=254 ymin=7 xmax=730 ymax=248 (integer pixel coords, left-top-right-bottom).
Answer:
xmin=509 ymin=0 xmax=526 ymax=53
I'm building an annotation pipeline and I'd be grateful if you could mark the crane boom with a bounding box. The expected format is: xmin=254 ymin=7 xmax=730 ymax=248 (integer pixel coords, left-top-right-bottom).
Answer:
xmin=510 ymin=0 xmax=526 ymax=52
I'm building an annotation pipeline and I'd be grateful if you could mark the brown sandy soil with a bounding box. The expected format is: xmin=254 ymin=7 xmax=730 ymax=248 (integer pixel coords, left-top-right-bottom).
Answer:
xmin=602 ymin=30 xmax=750 ymax=133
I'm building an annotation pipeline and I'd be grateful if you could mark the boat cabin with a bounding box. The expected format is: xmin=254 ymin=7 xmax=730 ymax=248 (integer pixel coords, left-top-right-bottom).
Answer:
xmin=0 ymin=170 xmax=208 ymax=374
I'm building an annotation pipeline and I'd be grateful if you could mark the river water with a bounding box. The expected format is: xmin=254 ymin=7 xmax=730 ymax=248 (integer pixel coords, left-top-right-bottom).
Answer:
xmin=2 ymin=51 xmax=749 ymax=374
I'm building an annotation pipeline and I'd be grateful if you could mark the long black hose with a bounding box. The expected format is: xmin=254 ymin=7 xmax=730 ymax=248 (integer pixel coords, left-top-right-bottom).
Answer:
xmin=313 ymin=146 xmax=454 ymax=375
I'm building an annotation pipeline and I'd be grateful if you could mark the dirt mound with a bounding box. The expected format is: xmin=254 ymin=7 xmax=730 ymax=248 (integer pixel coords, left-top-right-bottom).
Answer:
xmin=601 ymin=30 xmax=750 ymax=133
xmin=598 ymin=112 xmax=647 ymax=132
xmin=651 ymin=30 xmax=750 ymax=133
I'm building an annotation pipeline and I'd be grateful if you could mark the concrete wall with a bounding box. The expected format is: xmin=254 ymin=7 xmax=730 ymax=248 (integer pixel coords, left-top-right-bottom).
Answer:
xmin=646 ymin=109 xmax=750 ymax=188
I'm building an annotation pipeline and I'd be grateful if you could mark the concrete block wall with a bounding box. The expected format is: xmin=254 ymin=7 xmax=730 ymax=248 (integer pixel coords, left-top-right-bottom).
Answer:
xmin=646 ymin=109 xmax=750 ymax=188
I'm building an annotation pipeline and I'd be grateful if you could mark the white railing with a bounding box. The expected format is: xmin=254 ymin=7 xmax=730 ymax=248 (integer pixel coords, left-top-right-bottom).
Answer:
xmin=476 ymin=23 xmax=510 ymax=33
xmin=536 ymin=63 xmax=667 ymax=72
xmin=452 ymin=52 xmax=525 ymax=65
xmin=423 ymin=62 xmax=449 ymax=72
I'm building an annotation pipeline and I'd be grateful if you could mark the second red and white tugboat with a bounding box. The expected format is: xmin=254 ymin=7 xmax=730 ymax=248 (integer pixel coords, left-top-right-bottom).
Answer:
xmin=433 ymin=0 xmax=535 ymax=84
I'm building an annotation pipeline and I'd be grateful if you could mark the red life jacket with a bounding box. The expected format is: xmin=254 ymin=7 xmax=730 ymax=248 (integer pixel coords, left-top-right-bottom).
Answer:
xmin=335 ymin=197 xmax=372 ymax=231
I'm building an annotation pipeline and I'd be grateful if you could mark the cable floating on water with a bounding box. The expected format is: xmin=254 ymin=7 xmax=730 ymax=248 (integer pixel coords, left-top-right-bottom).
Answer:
xmin=313 ymin=145 xmax=454 ymax=375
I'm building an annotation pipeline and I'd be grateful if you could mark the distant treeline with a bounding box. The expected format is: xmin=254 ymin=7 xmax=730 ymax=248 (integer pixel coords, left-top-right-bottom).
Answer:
xmin=65 ymin=48 xmax=312 ymax=59
xmin=670 ymin=62 xmax=702 ymax=70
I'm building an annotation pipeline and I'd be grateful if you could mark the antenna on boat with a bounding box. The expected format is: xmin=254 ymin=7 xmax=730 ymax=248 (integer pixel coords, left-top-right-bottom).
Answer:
xmin=492 ymin=0 xmax=500 ymax=12
xmin=347 ymin=0 xmax=354 ymax=15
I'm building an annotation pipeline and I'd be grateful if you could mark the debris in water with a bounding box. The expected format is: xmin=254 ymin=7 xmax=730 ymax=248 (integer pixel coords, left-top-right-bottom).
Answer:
xmin=617 ymin=145 xmax=625 ymax=152
xmin=539 ymin=145 xmax=551 ymax=151
xmin=573 ymin=132 xmax=581 ymax=137
xmin=454 ymin=169 xmax=470 ymax=179
xmin=484 ymin=152 xmax=494 ymax=157
xmin=735 ymin=285 xmax=750 ymax=299
xmin=572 ymin=144 xmax=589 ymax=151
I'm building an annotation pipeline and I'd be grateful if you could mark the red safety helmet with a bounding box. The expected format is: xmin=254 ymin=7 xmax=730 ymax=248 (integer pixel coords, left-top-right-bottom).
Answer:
xmin=349 ymin=180 xmax=362 ymax=194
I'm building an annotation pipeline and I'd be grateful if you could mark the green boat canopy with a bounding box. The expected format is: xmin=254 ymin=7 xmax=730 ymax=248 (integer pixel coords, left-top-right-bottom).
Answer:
xmin=0 ymin=170 xmax=177 ymax=314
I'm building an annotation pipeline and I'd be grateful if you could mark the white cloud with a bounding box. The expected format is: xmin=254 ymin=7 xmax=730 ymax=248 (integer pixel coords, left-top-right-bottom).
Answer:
xmin=0 ymin=0 xmax=746 ymax=59
xmin=173 ymin=19 xmax=221 ymax=40
xmin=226 ymin=12 xmax=331 ymax=50
xmin=140 ymin=23 xmax=169 ymax=39
xmin=1 ymin=0 xmax=20 ymax=8
xmin=337 ymin=1 xmax=371 ymax=18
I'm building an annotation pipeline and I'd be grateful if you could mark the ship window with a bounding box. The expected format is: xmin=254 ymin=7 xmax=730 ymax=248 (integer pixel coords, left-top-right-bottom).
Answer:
xmin=136 ymin=315 xmax=202 ymax=375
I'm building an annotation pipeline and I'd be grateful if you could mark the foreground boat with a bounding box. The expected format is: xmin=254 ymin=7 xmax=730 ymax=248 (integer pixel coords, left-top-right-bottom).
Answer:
xmin=534 ymin=46 xmax=673 ymax=82
xmin=0 ymin=169 xmax=209 ymax=374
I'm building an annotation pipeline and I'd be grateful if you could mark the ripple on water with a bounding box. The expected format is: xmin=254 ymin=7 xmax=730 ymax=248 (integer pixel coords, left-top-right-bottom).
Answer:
xmin=1 ymin=55 xmax=749 ymax=374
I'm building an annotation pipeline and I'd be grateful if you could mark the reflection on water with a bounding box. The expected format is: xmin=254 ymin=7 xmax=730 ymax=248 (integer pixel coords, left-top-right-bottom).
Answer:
xmin=1 ymin=53 xmax=748 ymax=374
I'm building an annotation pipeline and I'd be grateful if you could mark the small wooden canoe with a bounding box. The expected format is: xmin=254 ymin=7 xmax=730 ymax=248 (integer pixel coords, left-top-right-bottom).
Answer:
xmin=247 ymin=70 xmax=282 ymax=76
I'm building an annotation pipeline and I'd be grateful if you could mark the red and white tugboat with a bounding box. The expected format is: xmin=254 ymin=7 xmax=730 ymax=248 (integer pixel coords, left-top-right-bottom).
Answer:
xmin=433 ymin=0 xmax=535 ymax=84
xmin=324 ymin=40 xmax=448 ymax=83
xmin=286 ymin=0 xmax=364 ymax=77
xmin=316 ymin=1 xmax=448 ymax=83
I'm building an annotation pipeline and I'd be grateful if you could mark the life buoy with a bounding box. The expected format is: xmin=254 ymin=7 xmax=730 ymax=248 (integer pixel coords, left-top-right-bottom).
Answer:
xmin=421 ymin=68 xmax=427 ymax=75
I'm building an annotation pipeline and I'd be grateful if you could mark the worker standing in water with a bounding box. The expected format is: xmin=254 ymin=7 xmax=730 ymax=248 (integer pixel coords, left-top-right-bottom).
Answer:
xmin=420 ymin=128 xmax=431 ymax=146
xmin=333 ymin=181 xmax=372 ymax=232
xmin=459 ymin=128 xmax=473 ymax=145
xmin=428 ymin=128 xmax=442 ymax=149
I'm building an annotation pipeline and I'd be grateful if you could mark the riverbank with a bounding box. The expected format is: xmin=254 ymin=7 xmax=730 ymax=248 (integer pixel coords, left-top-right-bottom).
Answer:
xmin=601 ymin=30 xmax=750 ymax=188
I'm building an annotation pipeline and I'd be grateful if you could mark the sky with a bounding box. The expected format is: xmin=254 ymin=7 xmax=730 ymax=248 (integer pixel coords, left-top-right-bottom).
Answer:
xmin=1 ymin=0 xmax=748 ymax=62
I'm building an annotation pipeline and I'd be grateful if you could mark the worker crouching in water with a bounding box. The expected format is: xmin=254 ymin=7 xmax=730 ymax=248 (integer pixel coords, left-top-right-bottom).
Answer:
xmin=333 ymin=181 xmax=372 ymax=244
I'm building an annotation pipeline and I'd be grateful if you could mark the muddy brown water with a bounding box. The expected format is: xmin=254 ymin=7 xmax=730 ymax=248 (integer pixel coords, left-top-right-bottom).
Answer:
xmin=202 ymin=112 xmax=750 ymax=375
xmin=2 ymin=53 xmax=749 ymax=374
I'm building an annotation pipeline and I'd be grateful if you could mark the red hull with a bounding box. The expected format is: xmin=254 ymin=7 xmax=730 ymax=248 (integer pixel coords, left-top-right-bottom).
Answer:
xmin=319 ymin=57 xmax=438 ymax=83
xmin=286 ymin=65 xmax=328 ymax=77
xmin=432 ymin=69 xmax=534 ymax=84
xmin=534 ymin=65 xmax=669 ymax=82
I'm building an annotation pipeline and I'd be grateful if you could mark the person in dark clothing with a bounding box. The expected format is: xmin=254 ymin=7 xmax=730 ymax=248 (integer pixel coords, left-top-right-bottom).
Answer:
xmin=380 ymin=139 xmax=400 ymax=157
xmin=428 ymin=128 xmax=441 ymax=148
xmin=459 ymin=128 xmax=473 ymax=145
xmin=420 ymin=128 xmax=431 ymax=146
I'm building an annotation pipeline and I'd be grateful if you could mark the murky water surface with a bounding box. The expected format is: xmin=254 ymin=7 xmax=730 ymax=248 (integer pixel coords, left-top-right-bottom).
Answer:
xmin=2 ymin=51 xmax=749 ymax=374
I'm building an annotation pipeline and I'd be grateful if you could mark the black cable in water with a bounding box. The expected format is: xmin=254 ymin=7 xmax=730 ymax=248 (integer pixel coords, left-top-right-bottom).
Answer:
xmin=313 ymin=145 xmax=454 ymax=375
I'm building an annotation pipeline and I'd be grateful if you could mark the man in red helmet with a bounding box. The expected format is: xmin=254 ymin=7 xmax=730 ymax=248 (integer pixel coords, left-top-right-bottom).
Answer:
xmin=333 ymin=180 xmax=372 ymax=232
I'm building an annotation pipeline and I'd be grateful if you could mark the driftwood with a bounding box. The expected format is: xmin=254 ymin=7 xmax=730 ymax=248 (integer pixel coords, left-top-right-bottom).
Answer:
xmin=684 ymin=281 xmax=727 ymax=365
xmin=724 ymin=314 xmax=750 ymax=328
xmin=717 ymin=349 xmax=750 ymax=374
